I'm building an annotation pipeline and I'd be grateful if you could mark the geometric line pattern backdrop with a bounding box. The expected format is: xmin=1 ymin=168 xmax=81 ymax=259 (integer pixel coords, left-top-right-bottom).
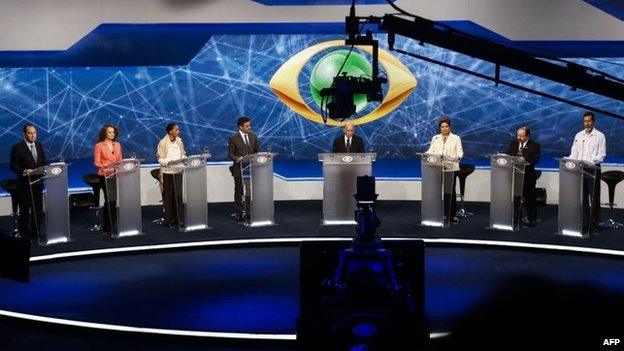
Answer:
xmin=0 ymin=34 xmax=623 ymax=162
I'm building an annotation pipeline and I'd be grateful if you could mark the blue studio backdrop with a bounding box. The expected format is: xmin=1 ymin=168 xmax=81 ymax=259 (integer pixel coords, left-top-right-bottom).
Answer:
xmin=0 ymin=32 xmax=623 ymax=167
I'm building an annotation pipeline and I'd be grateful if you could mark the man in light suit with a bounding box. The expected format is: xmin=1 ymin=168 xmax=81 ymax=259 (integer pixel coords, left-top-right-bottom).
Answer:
xmin=10 ymin=124 xmax=46 ymax=241
xmin=228 ymin=116 xmax=260 ymax=222
xmin=506 ymin=126 xmax=541 ymax=227
xmin=332 ymin=122 xmax=365 ymax=153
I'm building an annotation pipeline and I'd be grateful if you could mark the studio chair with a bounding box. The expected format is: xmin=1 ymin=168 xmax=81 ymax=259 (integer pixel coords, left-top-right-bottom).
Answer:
xmin=82 ymin=173 xmax=102 ymax=232
xmin=150 ymin=168 xmax=165 ymax=225
xmin=455 ymin=163 xmax=476 ymax=218
xmin=0 ymin=179 xmax=20 ymax=236
xmin=600 ymin=170 xmax=624 ymax=229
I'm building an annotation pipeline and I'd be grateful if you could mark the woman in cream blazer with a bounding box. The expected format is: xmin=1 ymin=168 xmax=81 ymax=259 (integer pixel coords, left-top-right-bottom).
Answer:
xmin=156 ymin=123 xmax=186 ymax=228
xmin=426 ymin=116 xmax=464 ymax=223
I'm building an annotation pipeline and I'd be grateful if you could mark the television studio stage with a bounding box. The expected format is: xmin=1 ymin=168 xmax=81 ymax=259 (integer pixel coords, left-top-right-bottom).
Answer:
xmin=1 ymin=0 xmax=624 ymax=350
xmin=1 ymin=157 xmax=624 ymax=350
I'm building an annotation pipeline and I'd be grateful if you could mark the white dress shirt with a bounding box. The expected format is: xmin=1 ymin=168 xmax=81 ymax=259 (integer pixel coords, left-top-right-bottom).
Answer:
xmin=239 ymin=130 xmax=250 ymax=146
xmin=569 ymin=128 xmax=606 ymax=165
xmin=344 ymin=135 xmax=352 ymax=148
xmin=518 ymin=140 xmax=527 ymax=152
xmin=426 ymin=132 xmax=464 ymax=171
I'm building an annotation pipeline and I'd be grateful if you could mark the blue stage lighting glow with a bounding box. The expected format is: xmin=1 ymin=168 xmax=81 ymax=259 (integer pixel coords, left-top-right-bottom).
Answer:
xmin=352 ymin=321 xmax=378 ymax=339
xmin=0 ymin=238 xmax=623 ymax=339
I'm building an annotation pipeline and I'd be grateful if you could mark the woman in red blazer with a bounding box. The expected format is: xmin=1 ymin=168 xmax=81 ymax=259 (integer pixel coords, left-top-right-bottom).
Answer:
xmin=93 ymin=124 xmax=123 ymax=233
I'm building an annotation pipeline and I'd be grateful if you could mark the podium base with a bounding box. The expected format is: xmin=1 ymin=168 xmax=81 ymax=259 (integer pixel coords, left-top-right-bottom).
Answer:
xmin=420 ymin=220 xmax=445 ymax=228
xmin=322 ymin=219 xmax=356 ymax=226
xmin=112 ymin=230 xmax=144 ymax=239
xmin=556 ymin=229 xmax=589 ymax=239
xmin=39 ymin=237 xmax=71 ymax=246
xmin=180 ymin=224 xmax=210 ymax=232
xmin=244 ymin=220 xmax=276 ymax=228
xmin=488 ymin=224 xmax=518 ymax=232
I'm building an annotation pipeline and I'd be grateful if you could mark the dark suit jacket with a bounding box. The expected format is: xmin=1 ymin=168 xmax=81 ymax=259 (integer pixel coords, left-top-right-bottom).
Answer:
xmin=332 ymin=135 xmax=365 ymax=153
xmin=228 ymin=132 xmax=260 ymax=176
xmin=10 ymin=140 xmax=46 ymax=181
xmin=506 ymin=138 xmax=541 ymax=182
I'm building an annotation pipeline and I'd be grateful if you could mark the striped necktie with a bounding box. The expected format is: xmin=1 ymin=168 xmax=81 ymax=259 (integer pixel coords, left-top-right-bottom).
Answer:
xmin=30 ymin=143 xmax=37 ymax=161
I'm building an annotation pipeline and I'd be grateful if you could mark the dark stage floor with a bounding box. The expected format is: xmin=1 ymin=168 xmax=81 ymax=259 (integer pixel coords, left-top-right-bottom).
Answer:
xmin=2 ymin=244 xmax=624 ymax=350
xmin=1 ymin=200 xmax=624 ymax=351
xmin=1 ymin=200 xmax=623 ymax=256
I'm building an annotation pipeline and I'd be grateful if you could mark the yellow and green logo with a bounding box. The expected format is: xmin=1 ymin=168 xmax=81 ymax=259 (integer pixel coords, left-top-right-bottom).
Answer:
xmin=270 ymin=40 xmax=417 ymax=126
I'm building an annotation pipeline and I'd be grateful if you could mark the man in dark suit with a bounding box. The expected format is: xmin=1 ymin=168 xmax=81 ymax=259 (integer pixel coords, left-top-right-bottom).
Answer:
xmin=228 ymin=116 xmax=260 ymax=222
xmin=506 ymin=126 xmax=541 ymax=227
xmin=332 ymin=122 xmax=365 ymax=153
xmin=10 ymin=124 xmax=46 ymax=241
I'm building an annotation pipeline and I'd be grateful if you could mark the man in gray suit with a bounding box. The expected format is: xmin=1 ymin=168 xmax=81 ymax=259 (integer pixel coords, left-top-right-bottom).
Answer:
xmin=228 ymin=116 xmax=260 ymax=222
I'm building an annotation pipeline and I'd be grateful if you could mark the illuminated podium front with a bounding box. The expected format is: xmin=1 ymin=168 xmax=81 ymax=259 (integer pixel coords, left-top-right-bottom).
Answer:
xmin=557 ymin=158 xmax=598 ymax=238
xmin=105 ymin=158 xmax=143 ymax=238
xmin=167 ymin=154 xmax=210 ymax=232
xmin=419 ymin=153 xmax=458 ymax=228
xmin=489 ymin=154 xmax=528 ymax=232
xmin=318 ymin=153 xmax=376 ymax=225
xmin=29 ymin=162 xmax=71 ymax=245
xmin=241 ymin=152 xmax=277 ymax=227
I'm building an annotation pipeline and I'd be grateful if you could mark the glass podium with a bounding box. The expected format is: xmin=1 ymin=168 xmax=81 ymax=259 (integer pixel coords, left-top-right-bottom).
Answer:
xmin=241 ymin=152 xmax=276 ymax=227
xmin=419 ymin=153 xmax=458 ymax=227
xmin=318 ymin=153 xmax=376 ymax=225
xmin=168 ymin=153 xmax=211 ymax=232
xmin=105 ymin=158 xmax=143 ymax=238
xmin=489 ymin=154 xmax=528 ymax=231
xmin=557 ymin=157 xmax=598 ymax=238
xmin=29 ymin=162 xmax=71 ymax=245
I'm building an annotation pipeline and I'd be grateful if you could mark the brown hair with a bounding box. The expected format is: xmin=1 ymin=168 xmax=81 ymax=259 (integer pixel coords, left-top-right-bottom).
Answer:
xmin=438 ymin=116 xmax=452 ymax=128
xmin=98 ymin=124 xmax=119 ymax=142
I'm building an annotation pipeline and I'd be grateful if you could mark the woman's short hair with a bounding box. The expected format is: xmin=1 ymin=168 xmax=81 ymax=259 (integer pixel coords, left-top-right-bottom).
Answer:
xmin=438 ymin=116 xmax=452 ymax=128
xmin=165 ymin=123 xmax=178 ymax=133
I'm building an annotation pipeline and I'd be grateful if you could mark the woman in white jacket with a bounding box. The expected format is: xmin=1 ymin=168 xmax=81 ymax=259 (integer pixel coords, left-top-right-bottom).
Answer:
xmin=426 ymin=116 xmax=464 ymax=224
xmin=156 ymin=123 xmax=186 ymax=228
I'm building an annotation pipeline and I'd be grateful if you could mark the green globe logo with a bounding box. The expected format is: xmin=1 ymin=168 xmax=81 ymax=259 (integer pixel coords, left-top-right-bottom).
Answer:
xmin=309 ymin=50 xmax=373 ymax=114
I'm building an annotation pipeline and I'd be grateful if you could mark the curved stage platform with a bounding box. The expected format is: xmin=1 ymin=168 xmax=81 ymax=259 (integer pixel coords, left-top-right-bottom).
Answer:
xmin=1 ymin=201 xmax=624 ymax=350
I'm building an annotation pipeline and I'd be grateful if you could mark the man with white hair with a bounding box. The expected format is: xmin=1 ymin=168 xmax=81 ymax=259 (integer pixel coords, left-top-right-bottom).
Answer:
xmin=332 ymin=122 xmax=365 ymax=153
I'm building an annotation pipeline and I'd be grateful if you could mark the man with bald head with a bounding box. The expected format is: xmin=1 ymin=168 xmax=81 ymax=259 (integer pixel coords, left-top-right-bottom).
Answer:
xmin=332 ymin=122 xmax=365 ymax=153
xmin=10 ymin=124 xmax=46 ymax=241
